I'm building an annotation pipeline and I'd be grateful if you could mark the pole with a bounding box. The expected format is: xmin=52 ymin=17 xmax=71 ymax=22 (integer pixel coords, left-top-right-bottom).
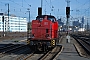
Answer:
xmin=66 ymin=0 xmax=70 ymax=34
xmin=50 ymin=0 xmax=51 ymax=15
xmin=2 ymin=16 xmax=4 ymax=37
xmin=27 ymin=8 xmax=30 ymax=38
xmin=8 ymin=3 xmax=9 ymax=32
xmin=45 ymin=5 xmax=46 ymax=14
xmin=41 ymin=0 xmax=43 ymax=8
xmin=87 ymin=20 xmax=88 ymax=31
xmin=41 ymin=0 xmax=43 ymax=15
xmin=66 ymin=0 xmax=70 ymax=43
xmin=19 ymin=16 xmax=20 ymax=32
xmin=29 ymin=11 xmax=30 ymax=30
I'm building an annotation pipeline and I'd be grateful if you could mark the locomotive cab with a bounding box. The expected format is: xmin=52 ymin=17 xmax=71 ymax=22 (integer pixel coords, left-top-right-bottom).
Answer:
xmin=27 ymin=15 xmax=58 ymax=51
xmin=36 ymin=15 xmax=56 ymax=22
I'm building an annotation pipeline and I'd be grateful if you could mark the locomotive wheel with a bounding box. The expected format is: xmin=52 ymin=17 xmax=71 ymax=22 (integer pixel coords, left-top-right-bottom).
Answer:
xmin=42 ymin=43 xmax=48 ymax=52
xmin=34 ymin=45 xmax=37 ymax=51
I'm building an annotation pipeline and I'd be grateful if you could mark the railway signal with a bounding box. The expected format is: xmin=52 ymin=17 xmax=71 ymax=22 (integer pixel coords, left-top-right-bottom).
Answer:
xmin=66 ymin=7 xmax=70 ymax=18
xmin=38 ymin=7 xmax=42 ymax=16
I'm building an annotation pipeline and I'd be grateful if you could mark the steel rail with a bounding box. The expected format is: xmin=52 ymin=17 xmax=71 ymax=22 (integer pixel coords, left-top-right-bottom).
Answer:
xmin=39 ymin=45 xmax=62 ymax=60
xmin=72 ymin=35 xmax=90 ymax=55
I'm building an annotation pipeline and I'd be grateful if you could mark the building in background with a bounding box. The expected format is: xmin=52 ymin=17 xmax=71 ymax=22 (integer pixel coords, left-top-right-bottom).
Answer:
xmin=73 ymin=20 xmax=80 ymax=27
xmin=80 ymin=16 xmax=85 ymax=28
xmin=0 ymin=13 xmax=27 ymax=32
xmin=57 ymin=18 xmax=64 ymax=31
xmin=57 ymin=18 xmax=64 ymax=26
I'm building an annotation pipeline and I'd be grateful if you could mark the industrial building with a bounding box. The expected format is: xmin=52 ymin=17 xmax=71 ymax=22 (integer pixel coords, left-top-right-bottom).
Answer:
xmin=0 ymin=13 xmax=27 ymax=32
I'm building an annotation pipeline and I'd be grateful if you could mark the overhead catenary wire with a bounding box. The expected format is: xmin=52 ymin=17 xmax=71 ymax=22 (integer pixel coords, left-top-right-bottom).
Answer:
xmin=0 ymin=0 xmax=29 ymax=17
xmin=45 ymin=0 xmax=55 ymax=15
xmin=24 ymin=0 xmax=31 ymax=7
xmin=9 ymin=0 xmax=27 ymax=9
xmin=75 ymin=0 xmax=89 ymax=9
xmin=8 ymin=0 xmax=30 ymax=12
xmin=70 ymin=0 xmax=90 ymax=17
xmin=45 ymin=0 xmax=51 ymax=9
xmin=74 ymin=0 xmax=90 ymax=15
xmin=8 ymin=0 xmax=32 ymax=17
xmin=0 ymin=2 xmax=8 ymax=12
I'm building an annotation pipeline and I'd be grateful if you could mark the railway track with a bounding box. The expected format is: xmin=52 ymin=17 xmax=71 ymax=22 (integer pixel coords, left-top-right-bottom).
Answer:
xmin=1 ymin=44 xmax=25 ymax=54
xmin=71 ymin=35 xmax=90 ymax=55
xmin=20 ymin=45 xmax=62 ymax=60
xmin=16 ymin=50 xmax=34 ymax=60
xmin=0 ymin=44 xmax=22 ymax=58
xmin=0 ymin=44 xmax=21 ymax=53
xmin=15 ymin=45 xmax=62 ymax=60
xmin=0 ymin=42 xmax=62 ymax=60
xmin=39 ymin=45 xmax=62 ymax=60
xmin=0 ymin=44 xmax=31 ymax=59
xmin=16 ymin=48 xmax=44 ymax=60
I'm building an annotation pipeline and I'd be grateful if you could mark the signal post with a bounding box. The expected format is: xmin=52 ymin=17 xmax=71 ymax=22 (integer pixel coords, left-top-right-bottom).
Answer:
xmin=66 ymin=0 xmax=70 ymax=43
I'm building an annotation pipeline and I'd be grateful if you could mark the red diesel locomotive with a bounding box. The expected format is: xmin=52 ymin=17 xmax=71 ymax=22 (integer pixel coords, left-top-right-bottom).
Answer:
xmin=27 ymin=15 xmax=58 ymax=51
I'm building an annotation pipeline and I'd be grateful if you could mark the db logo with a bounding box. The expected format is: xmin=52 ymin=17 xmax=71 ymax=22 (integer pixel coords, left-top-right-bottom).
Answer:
xmin=44 ymin=22 xmax=48 ymax=25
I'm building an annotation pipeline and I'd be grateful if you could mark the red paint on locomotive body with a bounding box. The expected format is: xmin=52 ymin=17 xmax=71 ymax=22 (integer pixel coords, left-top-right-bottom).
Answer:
xmin=31 ymin=15 xmax=58 ymax=41
xmin=52 ymin=21 xmax=58 ymax=38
